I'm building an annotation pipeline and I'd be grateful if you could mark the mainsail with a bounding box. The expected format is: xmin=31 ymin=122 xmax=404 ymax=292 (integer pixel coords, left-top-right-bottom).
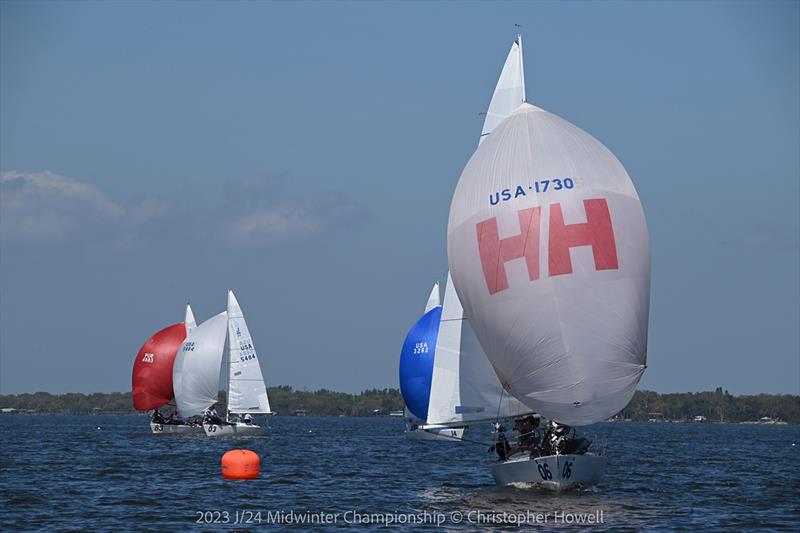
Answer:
xmin=480 ymin=35 xmax=525 ymax=145
xmin=131 ymin=304 xmax=197 ymax=411
xmin=424 ymin=281 xmax=440 ymax=313
xmin=173 ymin=311 xmax=229 ymax=417
xmin=447 ymin=103 xmax=650 ymax=426
xmin=226 ymin=290 xmax=271 ymax=414
xmin=184 ymin=303 xmax=197 ymax=334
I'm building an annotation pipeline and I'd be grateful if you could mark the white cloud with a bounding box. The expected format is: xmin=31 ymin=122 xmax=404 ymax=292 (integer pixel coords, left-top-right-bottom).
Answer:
xmin=225 ymin=193 xmax=369 ymax=245
xmin=726 ymin=222 xmax=800 ymax=250
xmin=0 ymin=171 xmax=166 ymax=243
xmin=0 ymin=170 xmax=368 ymax=249
xmin=230 ymin=205 xmax=322 ymax=242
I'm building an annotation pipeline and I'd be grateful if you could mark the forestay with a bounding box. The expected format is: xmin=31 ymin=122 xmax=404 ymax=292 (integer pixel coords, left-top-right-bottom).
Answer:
xmin=226 ymin=290 xmax=271 ymax=414
xmin=447 ymin=103 xmax=650 ymax=426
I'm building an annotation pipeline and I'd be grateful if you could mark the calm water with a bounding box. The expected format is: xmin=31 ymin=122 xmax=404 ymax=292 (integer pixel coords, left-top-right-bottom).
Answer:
xmin=1 ymin=415 xmax=798 ymax=531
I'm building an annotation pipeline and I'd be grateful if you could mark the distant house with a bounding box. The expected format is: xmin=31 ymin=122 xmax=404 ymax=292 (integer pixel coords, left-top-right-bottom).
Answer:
xmin=693 ymin=415 xmax=707 ymax=422
xmin=0 ymin=408 xmax=17 ymax=414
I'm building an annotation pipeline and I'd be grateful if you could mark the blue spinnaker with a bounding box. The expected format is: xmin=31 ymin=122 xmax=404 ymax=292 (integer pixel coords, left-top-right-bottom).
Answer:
xmin=399 ymin=306 xmax=442 ymax=421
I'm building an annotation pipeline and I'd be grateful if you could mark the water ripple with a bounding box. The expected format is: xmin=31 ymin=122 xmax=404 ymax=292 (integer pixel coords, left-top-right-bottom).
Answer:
xmin=1 ymin=416 xmax=799 ymax=531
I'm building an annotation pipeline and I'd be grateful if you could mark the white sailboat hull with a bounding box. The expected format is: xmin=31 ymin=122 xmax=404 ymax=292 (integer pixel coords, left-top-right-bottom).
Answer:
xmin=405 ymin=426 xmax=465 ymax=441
xmin=490 ymin=453 xmax=605 ymax=490
xmin=150 ymin=422 xmax=204 ymax=435
xmin=203 ymin=422 xmax=265 ymax=437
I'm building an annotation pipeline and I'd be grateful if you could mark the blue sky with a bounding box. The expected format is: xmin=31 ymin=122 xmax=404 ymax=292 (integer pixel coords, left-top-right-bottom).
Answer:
xmin=1 ymin=1 xmax=798 ymax=395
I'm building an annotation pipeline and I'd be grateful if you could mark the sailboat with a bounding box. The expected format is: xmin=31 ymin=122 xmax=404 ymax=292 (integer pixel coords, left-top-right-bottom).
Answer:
xmin=446 ymin=35 xmax=650 ymax=489
xmin=400 ymin=282 xmax=465 ymax=441
xmin=173 ymin=290 xmax=273 ymax=437
xmin=132 ymin=304 xmax=203 ymax=434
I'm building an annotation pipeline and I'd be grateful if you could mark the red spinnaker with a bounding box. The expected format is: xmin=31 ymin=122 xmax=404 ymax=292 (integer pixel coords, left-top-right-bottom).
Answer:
xmin=132 ymin=323 xmax=186 ymax=411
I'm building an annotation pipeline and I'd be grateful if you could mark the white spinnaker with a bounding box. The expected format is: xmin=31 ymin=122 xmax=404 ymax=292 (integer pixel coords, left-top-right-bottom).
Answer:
xmin=185 ymin=304 xmax=197 ymax=334
xmin=424 ymin=282 xmax=440 ymax=313
xmin=226 ymin=290 xmax=271 ymax=414
xmin=448 ymin=103 xmax=650 ymax=426
xmin=480 ymin=35 xmax=525 ymax=145
xmin=173 ymin=311 xmax=228 ymax=417
xmin=425 ymin=272 xmax=531 ymax=427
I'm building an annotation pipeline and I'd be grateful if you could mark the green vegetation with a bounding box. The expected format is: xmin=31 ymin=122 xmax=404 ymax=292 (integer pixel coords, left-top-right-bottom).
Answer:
xmin=0 ymin=387 xmax=405 ymax=416
xmin=619 ymin=388 xmax=800 ymax=424
xmin=0 ymin=387 xmax=797 ymax=423
xmin=263 ymin=386 xmax=403 ymax=416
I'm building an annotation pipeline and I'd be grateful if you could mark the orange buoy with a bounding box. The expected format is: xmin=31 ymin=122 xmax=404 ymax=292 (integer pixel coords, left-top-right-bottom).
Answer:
xmin=221 ymin=449 xmax=260 ymax=480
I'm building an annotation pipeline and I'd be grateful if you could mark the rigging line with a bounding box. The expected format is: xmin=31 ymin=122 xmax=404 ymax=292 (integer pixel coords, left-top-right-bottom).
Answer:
xmin=495 ymin=385 xmax=506 ymax=422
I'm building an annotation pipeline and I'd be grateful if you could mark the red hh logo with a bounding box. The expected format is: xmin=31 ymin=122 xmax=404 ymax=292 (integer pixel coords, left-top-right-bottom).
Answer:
xmin=476 ymin=198 xmax=618 ymax=294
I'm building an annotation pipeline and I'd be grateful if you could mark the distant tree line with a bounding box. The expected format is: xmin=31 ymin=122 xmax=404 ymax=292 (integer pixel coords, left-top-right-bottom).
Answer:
xmin=0 ymin=387 xmax=405 ymax=417
xmin=1 ymin=387 xmax=798 ymax=423
xmin=619 ymin=388 xmax=800 ymax=424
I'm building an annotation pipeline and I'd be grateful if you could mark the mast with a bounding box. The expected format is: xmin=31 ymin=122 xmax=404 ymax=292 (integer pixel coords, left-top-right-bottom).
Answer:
xmin=517 ymin=34 xmax=526 ymax=102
